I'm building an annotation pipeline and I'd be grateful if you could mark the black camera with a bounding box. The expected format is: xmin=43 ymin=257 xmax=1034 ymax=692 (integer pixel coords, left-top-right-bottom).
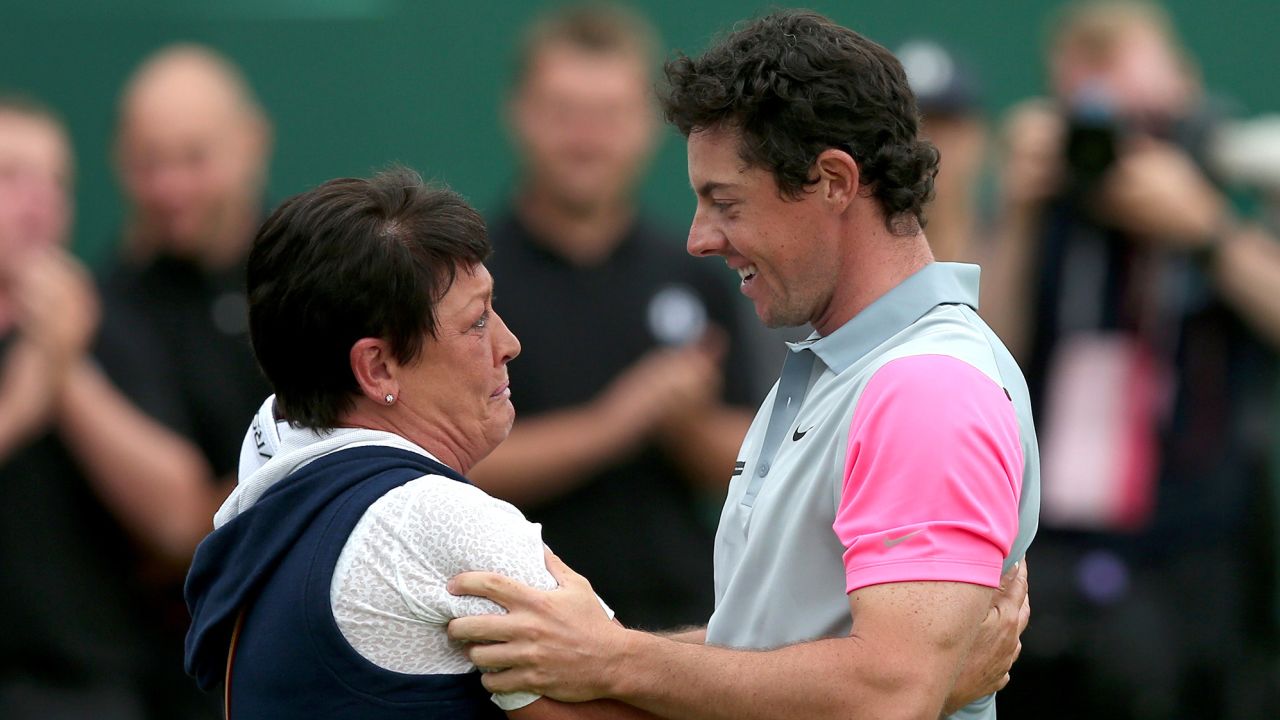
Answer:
xmin=1065 ymin=114 xmax=1120 ymax=191
xmin=1063 ymin=85 xmax=1124 ymax=199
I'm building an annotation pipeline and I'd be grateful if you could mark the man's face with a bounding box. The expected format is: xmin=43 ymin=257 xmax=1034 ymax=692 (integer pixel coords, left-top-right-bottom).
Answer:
xmin=395 ymin=264 xmax=522 ymax=467
xmin=0 ymin=112 xmax=71 ymax=279
xmin=117 ymin=71 xmax=266 ymax=259
xmin=1053 ymin=20 xmax=1192 ymax=122
xmin=511 ymin=44 xmax=656 ymax=212
xmin=685 ymin=127 xmax=840 ymax=329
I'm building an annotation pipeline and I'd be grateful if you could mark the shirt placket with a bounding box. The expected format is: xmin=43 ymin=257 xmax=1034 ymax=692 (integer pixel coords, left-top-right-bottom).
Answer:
xmin=741 ymin=347 xmax=817 ymax=507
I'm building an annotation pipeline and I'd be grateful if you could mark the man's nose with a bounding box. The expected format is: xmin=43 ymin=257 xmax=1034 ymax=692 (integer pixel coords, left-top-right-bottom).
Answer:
xmin=686 ymin=210 xmax=723 ymax=258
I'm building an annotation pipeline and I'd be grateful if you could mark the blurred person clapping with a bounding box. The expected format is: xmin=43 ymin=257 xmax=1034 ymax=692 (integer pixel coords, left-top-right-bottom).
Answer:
xmin=470 ymin=3 xmax=758 ymax=631
xmin=56 ymin=44 xmax=274 ymax=569
xmin=0 ymin=99 xmax=97 ymax=460
xmin=0 ymin=96 xmax=188 ymax=720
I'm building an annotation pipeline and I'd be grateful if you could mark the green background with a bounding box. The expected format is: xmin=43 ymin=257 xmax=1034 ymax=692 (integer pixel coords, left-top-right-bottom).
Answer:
xmin=2 ymin=0 xmax=1277 ymax=268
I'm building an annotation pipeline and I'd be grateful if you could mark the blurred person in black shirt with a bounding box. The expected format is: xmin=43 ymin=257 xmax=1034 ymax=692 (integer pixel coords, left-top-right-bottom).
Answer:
xmin=984 ymin=2 xmax=1280 ymax=717
xmin=58 ymin=44 xmax=273 ymax=567
xmin=0 ymin=96 xmax=212 ymax=720
xmin=470 ymin=3 xmax=757 ymax=631
xmin=4 ymin=45 xmax=274 ymax=718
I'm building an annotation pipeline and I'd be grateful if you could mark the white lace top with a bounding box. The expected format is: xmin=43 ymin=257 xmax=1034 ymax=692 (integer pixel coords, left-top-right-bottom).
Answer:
xmin=330 ymin=474 xmax=554 ymax=711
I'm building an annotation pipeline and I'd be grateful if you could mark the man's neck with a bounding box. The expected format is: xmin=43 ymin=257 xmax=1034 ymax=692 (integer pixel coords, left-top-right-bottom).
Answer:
xmin=812 ymin=218 xmax=935 ymax=337
xmin=515 ymin=186 xmax=634 ymax=267
xmin=195 ymin=206 xmax=259 ymax=271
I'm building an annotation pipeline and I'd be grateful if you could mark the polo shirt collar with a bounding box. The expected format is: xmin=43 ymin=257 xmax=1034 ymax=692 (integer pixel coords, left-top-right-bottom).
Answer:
xmin=788 ymin=262 xmax=980 ymax=373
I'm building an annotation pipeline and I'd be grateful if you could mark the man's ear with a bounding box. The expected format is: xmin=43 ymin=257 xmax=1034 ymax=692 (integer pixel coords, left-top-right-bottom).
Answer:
xmin=349 ymin=337 xmax=398 ymax=404
xmin=814 ymin=147 xmax=861 ymax=211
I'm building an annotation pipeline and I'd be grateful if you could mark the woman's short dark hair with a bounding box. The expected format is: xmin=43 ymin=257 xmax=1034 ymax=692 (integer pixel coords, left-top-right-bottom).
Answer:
xmin=661 ymin=11 xmax=938 ymax=234
xmin=247 ymin=167 xmax=489 ymax=429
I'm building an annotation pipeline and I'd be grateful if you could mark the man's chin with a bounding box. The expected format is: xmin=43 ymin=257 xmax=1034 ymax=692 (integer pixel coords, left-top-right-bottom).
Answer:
xmin=758 ymin=304 xmax=809 ymax=330
xmin=552 ymin=192 xmax=609 ymax=218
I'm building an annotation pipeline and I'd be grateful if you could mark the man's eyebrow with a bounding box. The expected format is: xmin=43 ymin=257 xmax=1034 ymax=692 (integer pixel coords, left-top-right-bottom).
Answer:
xmin=695 ymin=180 xmax=739 ymax=197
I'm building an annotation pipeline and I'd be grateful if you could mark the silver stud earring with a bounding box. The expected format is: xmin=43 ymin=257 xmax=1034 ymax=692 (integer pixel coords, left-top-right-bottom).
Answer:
xmin=385 ymin=393 xmax=395 ymax=405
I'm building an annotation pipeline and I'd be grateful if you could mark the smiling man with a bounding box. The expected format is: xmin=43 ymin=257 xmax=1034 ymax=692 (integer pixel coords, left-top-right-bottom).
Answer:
xmin=449 ymin=11 xmax=1039 ymax=720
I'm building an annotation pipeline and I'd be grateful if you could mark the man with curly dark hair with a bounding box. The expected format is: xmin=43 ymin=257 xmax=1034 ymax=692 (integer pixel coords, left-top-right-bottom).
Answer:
xmin=448 ymin=11 xmax=1038 ymax=720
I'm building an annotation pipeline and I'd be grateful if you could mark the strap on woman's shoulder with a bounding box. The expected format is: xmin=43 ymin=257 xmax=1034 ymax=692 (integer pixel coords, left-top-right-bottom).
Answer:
xmin=224 ymin=607 xmax=247 ymax=719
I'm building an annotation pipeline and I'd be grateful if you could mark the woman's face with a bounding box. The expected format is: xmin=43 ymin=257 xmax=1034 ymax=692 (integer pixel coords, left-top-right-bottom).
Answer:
xmin=395 ymin=263 xmax=520 ymax=469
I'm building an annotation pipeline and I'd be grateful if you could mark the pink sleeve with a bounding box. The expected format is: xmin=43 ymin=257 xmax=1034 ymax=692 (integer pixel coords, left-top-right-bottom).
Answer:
xmin=836 ymin=354 xmax=1023 ymax=593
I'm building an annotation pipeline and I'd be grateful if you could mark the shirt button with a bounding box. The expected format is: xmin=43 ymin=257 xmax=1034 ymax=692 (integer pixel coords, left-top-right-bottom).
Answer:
xmin=757 ymin=463 xmax=769 ymax=477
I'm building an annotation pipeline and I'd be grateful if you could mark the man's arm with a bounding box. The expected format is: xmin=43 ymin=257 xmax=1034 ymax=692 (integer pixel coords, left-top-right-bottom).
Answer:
xmin=656 ymin=405 xmax=753 ymax=493
xmin=659 ymin=626 xmax=708 ymax=644
xmin=1213 ymin=225 xmax=1280 ymax=346
xmin=470 ymin=342 xmax=724 ymax=506
xmin=1095 ymin=140 xmax=1280 ymax=347
xmin=0 ymin=249 xmax=99 ymax=460
xmin=450 ymin=553 xmax=1027 ymax=720
xmin=509 ymin=697 xmax=661 ymax=720
xmin=57 ymin=360 xmax=228 ymax=564
xmin=0 ymin=341 xmax=59 ymax=459
xmin=610 ymin=581 xmax=991 ymax=720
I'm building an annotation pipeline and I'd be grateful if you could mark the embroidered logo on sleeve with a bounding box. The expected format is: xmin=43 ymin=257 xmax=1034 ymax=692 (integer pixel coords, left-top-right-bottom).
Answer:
xmin=883 ymin=530 xmax=922 ymax=548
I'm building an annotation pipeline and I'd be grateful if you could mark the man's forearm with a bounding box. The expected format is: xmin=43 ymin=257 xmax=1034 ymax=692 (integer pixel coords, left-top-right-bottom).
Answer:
xmin=57 ymin=361 xmax=224 ymax=564
xmin=604 ymin=630 xmax=961 ymax=720
xmin=658 ymin=406 xmax=752 ymax=492
xmin=511 ymin=697 xmax=662 ymax=720
xmin=1213 ymin=226 xmax=1280 ymax=347
xmin=658 ymin=626 xmax=707 ymax=644
xmin=469 ymin=405 xmax=643 ymax=507
xmin=0 ymin=343 xmax=58 ymax=461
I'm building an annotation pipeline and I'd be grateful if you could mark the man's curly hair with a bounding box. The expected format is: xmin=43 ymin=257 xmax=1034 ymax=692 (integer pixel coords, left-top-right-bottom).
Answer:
xmin=661 ymin=11 xmax=938 ymax=235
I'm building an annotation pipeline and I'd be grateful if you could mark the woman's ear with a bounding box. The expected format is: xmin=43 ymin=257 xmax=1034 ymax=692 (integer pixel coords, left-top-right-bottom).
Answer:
xmin=349 ymin=337 xmax=398 ymax=404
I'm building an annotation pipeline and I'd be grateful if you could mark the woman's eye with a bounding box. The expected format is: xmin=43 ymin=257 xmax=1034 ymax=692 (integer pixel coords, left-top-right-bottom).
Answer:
xmin=473 ymin=312 xmax=489 ymax=330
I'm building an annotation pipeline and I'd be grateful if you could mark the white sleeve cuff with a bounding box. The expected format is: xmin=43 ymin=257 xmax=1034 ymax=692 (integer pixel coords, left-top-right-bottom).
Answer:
xmin=491 ymin=689 xmax=542 ymax=711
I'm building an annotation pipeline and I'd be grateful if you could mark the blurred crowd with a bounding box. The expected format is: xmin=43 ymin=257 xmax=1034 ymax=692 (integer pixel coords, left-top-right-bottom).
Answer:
xmin=1 ymin=1 xmax=1279 ymax=718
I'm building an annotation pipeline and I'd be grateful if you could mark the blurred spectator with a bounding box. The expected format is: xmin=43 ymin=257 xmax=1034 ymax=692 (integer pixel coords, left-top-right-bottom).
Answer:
xmin=469 ymin=3 xmax=756 ymax=630
xmin=7 ymin=45 xmax=273 ymax=717
xmin=0 ymin=98 xmax=92 ymax=460
xmin=0 ymin=96 xmax=193 ymax=720
xmin=898 ymin=39 xmax=989 ymax=263
xmin=984 ymin=2 xmax=1280 ymax=717
xmin=57 ymin=44 xmax=273 ymax=566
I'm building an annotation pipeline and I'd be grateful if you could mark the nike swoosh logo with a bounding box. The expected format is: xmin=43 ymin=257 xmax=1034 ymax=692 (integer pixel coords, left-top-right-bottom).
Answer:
xmin=792 ymin=426 xmax=813 ymax=441
xmin=883 ymin=530 xmax=922 ymax=548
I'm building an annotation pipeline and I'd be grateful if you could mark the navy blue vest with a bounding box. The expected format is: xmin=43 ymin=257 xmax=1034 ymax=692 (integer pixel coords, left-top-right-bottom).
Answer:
xmin=185 ymin=446 xmax=505 ymax=719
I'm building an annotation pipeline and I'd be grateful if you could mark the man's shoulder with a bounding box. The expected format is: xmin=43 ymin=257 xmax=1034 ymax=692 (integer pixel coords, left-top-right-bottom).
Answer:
xmin=882 ymin=305 xmax=1010 ymax=381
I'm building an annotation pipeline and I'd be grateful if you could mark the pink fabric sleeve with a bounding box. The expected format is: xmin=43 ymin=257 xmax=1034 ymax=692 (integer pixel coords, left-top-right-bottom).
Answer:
xmin=836 ymin=354 xmax=1023 ymax=593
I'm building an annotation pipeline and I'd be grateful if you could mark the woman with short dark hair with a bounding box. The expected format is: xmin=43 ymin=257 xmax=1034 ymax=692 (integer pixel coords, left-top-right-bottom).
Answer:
xmin=183 ymin=169 xmax=640 ymax=720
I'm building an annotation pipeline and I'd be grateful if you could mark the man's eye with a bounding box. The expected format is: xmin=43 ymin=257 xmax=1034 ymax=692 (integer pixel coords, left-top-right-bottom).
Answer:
xmin=712 ymin=200 xmax=737 ymax=212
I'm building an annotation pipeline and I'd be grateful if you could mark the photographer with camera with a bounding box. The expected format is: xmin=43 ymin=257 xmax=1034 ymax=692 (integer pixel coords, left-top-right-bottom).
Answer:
xmin=985 ymin=2 xmax=1280 ymax=717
